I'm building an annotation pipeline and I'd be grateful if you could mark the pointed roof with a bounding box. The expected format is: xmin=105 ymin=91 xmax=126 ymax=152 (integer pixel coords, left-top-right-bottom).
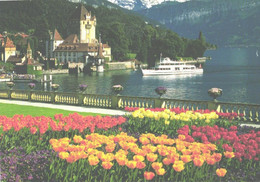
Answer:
xmin=5 ymin=37 xmax=15 ymax=48
xmin=7 ymin=55 xmax=23 ymax=63
xmin=27 ymin=42 xmax=31 ymax=50
xmin=70 ymin=4 xmax=90 ymax=21
xmin=62 ymin=34 xmax=79 ymax=44
xmin=95 ymin=35 xmax=105 ymax=59
xmin=54 ymin=29 xmax=63 ymax=41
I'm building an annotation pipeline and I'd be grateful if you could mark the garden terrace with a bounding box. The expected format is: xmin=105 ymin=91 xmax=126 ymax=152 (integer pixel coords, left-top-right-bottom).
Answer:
xmin=0 ymin=88 xmax=259 ymax=122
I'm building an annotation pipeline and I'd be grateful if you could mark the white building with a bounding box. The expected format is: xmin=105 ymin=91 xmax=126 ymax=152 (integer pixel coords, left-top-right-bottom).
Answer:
xmin=53 ymin=5 xmax=111 ymax=65
xmin=46 ymin=29 xmax=64 ymax=59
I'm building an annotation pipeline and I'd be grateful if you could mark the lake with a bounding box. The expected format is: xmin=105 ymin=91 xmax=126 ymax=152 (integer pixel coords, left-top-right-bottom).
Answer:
xmin=2 ymin=47 xmax=260 ymax=104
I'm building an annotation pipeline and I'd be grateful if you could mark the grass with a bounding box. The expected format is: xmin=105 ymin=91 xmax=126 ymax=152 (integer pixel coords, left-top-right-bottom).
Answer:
xmin=0 ymin=103 xmax=106 ymax=117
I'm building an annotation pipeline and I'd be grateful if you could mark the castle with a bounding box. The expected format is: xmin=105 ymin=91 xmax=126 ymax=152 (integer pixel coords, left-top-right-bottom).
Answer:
xmin=47 ymin=5 xmax=111 ymax=67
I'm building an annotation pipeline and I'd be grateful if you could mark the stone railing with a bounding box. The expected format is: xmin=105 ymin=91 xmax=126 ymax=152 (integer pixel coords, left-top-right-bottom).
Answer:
xmin=0 ymin=89 xmax=259 ymax=122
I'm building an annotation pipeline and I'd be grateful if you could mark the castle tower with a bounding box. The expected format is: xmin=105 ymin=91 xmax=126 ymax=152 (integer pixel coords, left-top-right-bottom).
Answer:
xmin=3 ymin=37 xmax=16 ymax=62
xmin=70 ymin=5 xmax=96 ymax=43
xmin=27 ymin=42 xmax=32 ymax=59
xmin=27 ymin=42 xmax=33 ymax=64
xmin=95 ymin=35 xmax=105 ymax=72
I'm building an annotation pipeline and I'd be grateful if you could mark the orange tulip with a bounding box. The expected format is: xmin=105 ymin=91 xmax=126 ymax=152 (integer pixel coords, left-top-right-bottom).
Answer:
xmin=136 ymin=161 xmax=146 ymax=169
xmin=181 ymin=149 xmax=192 ymax=155
xmin=126 ymin=160 xmax=137 ymax=169
xmin=172 ymin=162 xmax=185 ymax=172
xmin=135 ymin=149 xmax=147 ymax=156
xmin=151 ymin=162 xmax=163 ymax=170
xmin=224 ymin=151 xmax=235 ymax=159
xmin=216 ymin=168 xmax=227 ymax=177
xmin=206 ymin=157 xmax=216 ymax=165
xmin=193 ymin=157 xmax=204 ymax=167
xmin=102 ymin=161 xmax=113 ymax=170
xmin=58 ymin=152 xmax=69 ymax=159
xmin=156 ymin=168 xmax=166 ymax=176
xmin=139 ymin=137 xmax=150 ymax=145
xmin=144 ymin=171 xmax=155 ymax=180
xmin=133 ymin=155 xmax=145 ymax=162
xmin=66 ymin=155 xmax=77 ymax=163
xmin=158 ymin=149 xmax=168 ymax=156
xmin=178 ymin=135 xmax=186 ymax=140
xmin=105 ymin=144 xmax=116 ymax=153
xmin=88 ymin=155 xmax=99 ymax=166
xmin=163 ymin=157 xmax=173 ymax=165
xmin=146 ymin=153 xmax=158 ymax=162
xmin=73 ymin=135 xmax=83 ymax=143
xmin=213 ymin=153 xmax=222 ymax=162
xmin=116 ymin=156 xmax=127 ymax=166
xmin=181 ymin=155 xmax=192 ymax=163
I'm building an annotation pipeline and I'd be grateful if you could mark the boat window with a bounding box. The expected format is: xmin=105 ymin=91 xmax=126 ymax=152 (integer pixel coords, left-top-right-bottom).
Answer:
xmin=175 ymin=68 xmax=180 ymax=70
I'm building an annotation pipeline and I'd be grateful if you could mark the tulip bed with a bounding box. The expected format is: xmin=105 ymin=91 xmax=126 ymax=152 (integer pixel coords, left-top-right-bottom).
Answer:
xmin=0 ymin=107 xmax=259 ymax=181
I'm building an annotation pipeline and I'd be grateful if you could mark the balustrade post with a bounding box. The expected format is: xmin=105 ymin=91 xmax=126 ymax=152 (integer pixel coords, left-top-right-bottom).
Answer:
xmin=7 ymin=90 xmax=11 ymax=99
xmin=50 ymin=92 xmax=55 ymax=103
xmin=154 ymin=98 xmax=165 ymax=108
xmin=111 ymin=95 xmax=118 ymax=109
xmin=78 ymin=93 xmax=83 ymax=106
xmin=207 ymin=101 xmax=221 ymax=112
xmin=28 ymin=90 xmax=31 ymax=101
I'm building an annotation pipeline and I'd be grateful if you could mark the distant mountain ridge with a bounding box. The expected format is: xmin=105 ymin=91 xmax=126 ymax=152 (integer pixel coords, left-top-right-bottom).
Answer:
xmin=137 ymin=0 xmax=260 ymax=46
xmin=106 ymin=0 xmax=189 ymax=10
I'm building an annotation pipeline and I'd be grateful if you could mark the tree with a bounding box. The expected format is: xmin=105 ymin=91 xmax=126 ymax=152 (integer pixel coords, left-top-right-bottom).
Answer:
xmin=0 ymin=62 xmax=15 ymax=72
xmin=198 ymin=31 xmax=206 ymax=44
xmin=184 ymin=40 xmax=207 ymax=59
xmin=106 ymin=22 xmax=129 ymax=61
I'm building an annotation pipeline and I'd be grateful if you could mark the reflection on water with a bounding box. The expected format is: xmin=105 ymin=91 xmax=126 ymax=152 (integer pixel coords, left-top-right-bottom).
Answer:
xmin=0 ymin=47 xmax=260 ymax=104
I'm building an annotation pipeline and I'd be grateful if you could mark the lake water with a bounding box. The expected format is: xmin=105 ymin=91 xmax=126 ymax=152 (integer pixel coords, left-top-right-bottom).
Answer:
xmin=2 ymin=47 xmax=260 ymax=104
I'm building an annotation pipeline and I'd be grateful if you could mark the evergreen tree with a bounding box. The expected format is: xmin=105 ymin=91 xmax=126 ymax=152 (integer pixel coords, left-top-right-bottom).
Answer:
xmin=198 ymin=31 xmax=206 ymax=45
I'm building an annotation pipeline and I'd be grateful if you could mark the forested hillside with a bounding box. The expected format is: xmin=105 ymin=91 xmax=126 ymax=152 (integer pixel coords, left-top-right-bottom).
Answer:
xmin=138 ymin=0 xmax=260 ymax=47
xmin=0 ymin=0 xmax=210 ymax=64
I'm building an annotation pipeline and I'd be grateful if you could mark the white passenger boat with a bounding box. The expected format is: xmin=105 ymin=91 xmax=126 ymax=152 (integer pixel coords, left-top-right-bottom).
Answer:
xmin=141 ymin=57 xmax=203 ymax=76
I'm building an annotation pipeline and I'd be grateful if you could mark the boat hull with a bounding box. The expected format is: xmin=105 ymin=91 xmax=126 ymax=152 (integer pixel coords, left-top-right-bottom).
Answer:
xmin=141 ymin=68 xmax=203 ymax=76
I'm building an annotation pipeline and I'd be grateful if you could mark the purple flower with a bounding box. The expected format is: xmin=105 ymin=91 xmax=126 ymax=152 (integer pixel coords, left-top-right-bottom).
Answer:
xmin=79 ymin=84 xmax=87 ymax=88
xmin=28 ymin=174 xmax=33 ymax=180
xmin=79 ymin=84 xmax=88 ymax=92
xmin=155 ymin=86 xmax=167 ymax=97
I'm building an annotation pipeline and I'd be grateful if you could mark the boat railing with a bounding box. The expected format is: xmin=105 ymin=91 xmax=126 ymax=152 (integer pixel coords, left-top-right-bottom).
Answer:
xmin=0 ymin=88 xmax=259 ymax=122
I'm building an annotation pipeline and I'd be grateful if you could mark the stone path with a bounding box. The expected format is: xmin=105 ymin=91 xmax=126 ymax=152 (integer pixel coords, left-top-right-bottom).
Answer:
xmin=0 ymin=99 xmax=127 ymax=116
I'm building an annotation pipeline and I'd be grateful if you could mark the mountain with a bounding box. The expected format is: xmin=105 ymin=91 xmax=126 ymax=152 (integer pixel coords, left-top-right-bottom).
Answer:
xmin=0 ymin=0 xmax=208 ymax=62
xmin=71 ymin=0 xmax=121 ymax=9
xmin=137 ymin=0 xmax=260 ymax=47
xmin=106 ymin=0 xmax=189 ymax=10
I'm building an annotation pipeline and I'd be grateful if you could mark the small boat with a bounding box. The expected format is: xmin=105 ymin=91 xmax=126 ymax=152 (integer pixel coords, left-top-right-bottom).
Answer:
xmin=141 ymin=57 xmax=203 ymax=76
xmin=256 ymin=50 xmax=259 ymax=57
xmin=12 ymin=74 xmax=38 ymax=83
xmin=0 ymin=74 xmax=11 ymax=82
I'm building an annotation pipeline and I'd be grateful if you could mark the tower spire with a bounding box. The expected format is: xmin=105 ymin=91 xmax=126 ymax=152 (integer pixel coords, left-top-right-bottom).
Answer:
xmin=97 ymin=34 xmax=104 ymax=58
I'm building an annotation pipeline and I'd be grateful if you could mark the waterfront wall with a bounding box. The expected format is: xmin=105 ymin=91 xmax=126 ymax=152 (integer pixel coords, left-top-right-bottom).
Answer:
xmin=43 ymin=69 xmax=69 ymax=74
xmin=105 ymin=61 xmax=135 ymax=70
xmin=0 ymin=89 xmax=259 ymax=122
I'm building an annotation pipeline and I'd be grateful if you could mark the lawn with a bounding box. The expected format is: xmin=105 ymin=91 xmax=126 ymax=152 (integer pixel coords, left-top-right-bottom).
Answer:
xmin=0 ymin=103 xmax=105 ymax=117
